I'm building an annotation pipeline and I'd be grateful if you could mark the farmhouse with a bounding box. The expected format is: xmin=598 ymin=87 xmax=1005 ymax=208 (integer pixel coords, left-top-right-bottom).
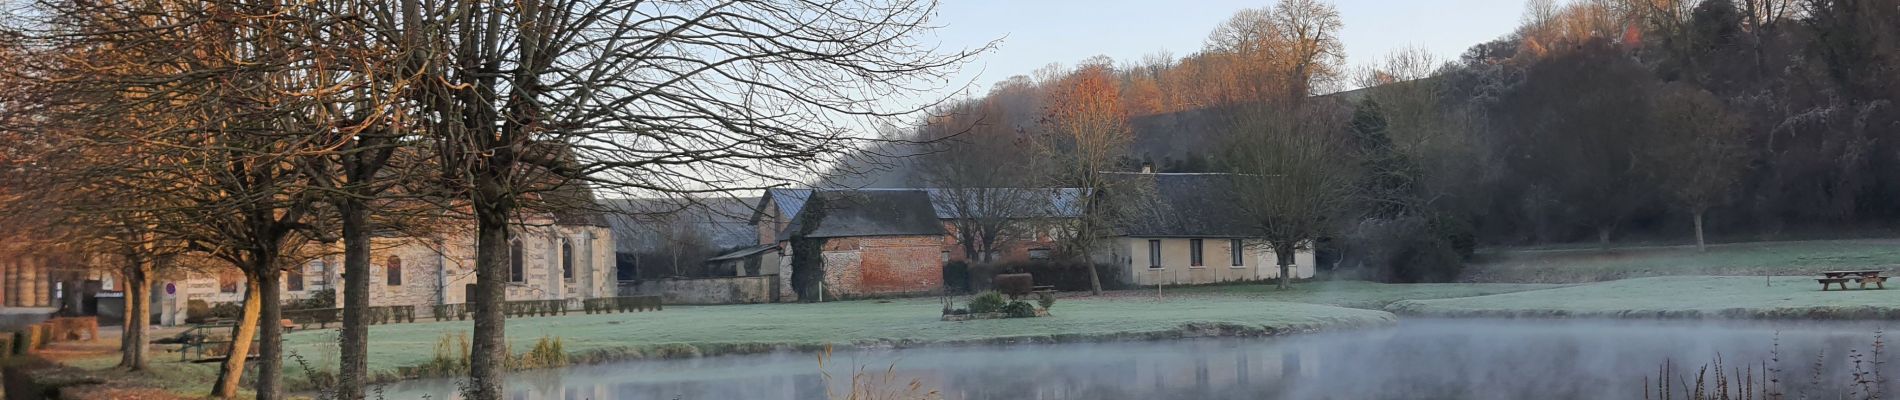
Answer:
xmin=1101 ymin=172 xmax=1316 ymax=286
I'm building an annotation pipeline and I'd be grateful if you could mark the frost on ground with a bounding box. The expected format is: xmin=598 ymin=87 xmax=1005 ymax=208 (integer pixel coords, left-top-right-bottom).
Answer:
xmin=1462 ymin=239 xmax=1900 ymax=283
xmin=1131 ymin=280 xmax=1564 ymax=309
xmin=1389 ymin=275 xmax=1900 ymax=319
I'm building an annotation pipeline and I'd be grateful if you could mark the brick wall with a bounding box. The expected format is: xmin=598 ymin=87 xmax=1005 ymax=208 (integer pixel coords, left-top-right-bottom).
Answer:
xmin=856 ymin=236 xmax=943 ymax=294
xmin=775 ymin=234 xmax=946 ymax=301
xmin=939 ymin=220 xmax=1065 ymax=263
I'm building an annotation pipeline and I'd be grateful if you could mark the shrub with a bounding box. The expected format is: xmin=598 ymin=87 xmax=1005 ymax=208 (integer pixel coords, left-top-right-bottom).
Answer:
xmin=207 ymin=302 xmax=243 ymax=320
xmin=1340 ymin=216 xmax=1465 ymax=283
xmin=942 ymin=260 xmax=972 ymax=293
xmin=1002 ymin=301 xmax=1037 ymax=318
xmin=1036 ymin=292 xmax=1056 ymax=310
xmin=185 ymin=300 xmax=211 ymax=324
xmin=967 ymin=262 xmax=1002 ymax=292
xmin=416 ymin=333 xmax=471 ymax=376
xmin=967 ymin=292 xmax=1007 ymax=314
xmin=994 ymin=273 xmax=1033 ymax=299
xmin=514 ymin=336 xmax=567 ymax=369
xmin=280 ymin=288 xmax=336 ymax=310
xmin=1430 ymin=213 xmax=1477 ymax=260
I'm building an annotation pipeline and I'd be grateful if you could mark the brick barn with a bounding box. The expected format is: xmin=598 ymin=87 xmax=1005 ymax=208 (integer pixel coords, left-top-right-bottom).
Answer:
xmin=756 ymin=190 xmax=947 ymax=300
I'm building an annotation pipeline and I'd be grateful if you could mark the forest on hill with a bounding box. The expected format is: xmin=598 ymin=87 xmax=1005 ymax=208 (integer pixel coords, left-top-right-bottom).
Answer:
xmin=865 ymin=0 xmax=1898 ymax=265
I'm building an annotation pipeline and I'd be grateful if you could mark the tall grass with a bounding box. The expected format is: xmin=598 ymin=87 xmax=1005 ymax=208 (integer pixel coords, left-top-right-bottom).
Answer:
xmin=1646 ymin=332 xmax=1887 ymax=400
xmin=817 ymin=344 xmax=940 ymax=400
xmin=410 ymin=332 xmax=568 ymax=376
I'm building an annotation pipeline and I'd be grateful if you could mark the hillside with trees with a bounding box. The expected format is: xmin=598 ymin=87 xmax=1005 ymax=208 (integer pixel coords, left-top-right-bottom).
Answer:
xmin=889 ymin=0 xmax=1900 ymax=281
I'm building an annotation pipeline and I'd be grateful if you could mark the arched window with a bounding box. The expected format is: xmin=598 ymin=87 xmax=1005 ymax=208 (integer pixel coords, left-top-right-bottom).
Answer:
xmin=385 ymin=256 xmax=402 ymax=286
xmin=509 ymin=240 xmax=525 ymax=282
xmin=561 ymin=239 xmax=574 ymax=280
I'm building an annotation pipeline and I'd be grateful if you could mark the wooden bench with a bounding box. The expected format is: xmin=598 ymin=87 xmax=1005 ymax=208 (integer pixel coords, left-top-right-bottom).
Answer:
xmin=1818 ymin=270 xmax=1885 ymax=291
xmin=1031 ymin=285 xmax=1057 ymax=294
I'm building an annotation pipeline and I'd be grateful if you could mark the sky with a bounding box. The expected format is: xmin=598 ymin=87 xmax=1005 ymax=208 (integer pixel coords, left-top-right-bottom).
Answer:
xmin=921 ymin=0 xmax=1534 ymax=99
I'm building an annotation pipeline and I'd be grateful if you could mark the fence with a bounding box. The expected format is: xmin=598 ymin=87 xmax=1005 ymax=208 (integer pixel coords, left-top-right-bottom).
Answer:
xmin=429 ymin=296 xmax=663 ymax=321
xmin=284 ymin=305 xmax=419 ymax=329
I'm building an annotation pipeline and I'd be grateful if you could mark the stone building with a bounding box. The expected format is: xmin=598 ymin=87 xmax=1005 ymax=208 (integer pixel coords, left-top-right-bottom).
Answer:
xmin=757 ymin=190 xmax=947 ymax=300
xmin=0 ymin=253 xmax=86 ymax=309
xmin=1099 ymin=172 xmax=1315 ymax=286
xmin=155 ymin=214 xmax=616 ymax=326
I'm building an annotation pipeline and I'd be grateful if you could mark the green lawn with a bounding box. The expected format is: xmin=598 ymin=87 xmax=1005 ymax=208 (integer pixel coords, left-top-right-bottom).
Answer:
xmin=1464 ymin=239 xmax=1900 ymax=283
xmin=278 ymin=294 xmax=1395 ymax=384
xmin=1155 ymin=280 xmax=1565 ymax=309
xmin=1388 ymin=275 xmax=1900 ymax=319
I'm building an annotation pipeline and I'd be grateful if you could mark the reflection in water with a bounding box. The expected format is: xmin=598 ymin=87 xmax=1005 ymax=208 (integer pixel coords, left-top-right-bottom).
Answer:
xmin=379 ymin=319 xmax=1900 ymax=400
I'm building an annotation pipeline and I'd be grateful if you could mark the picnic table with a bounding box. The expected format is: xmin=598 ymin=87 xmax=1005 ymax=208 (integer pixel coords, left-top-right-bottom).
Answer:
xmin=1817 ymin=270 xmax=1886 ymax=291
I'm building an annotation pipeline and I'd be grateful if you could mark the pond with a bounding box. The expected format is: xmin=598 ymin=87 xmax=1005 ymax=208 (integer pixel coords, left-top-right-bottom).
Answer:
xmin=378 ymin=318 xmax=1900 ymax=400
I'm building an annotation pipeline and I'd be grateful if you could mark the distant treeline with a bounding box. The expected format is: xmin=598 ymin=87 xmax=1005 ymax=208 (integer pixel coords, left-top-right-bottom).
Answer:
xmin=882 ymin=0 xmax=1899 ymax=247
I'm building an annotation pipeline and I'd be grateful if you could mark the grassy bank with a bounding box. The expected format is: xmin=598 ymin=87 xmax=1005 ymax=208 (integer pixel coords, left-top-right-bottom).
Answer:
xmin=1389 ymin=276 xmax=1900 ymax=319
xmin=1463 ymin=239 xmax=1900 ymax=283
xmin=268 ymin=294 xmax=1395 ymax=387
xmin=1149 ymin=280 xmax=1565 ymax=309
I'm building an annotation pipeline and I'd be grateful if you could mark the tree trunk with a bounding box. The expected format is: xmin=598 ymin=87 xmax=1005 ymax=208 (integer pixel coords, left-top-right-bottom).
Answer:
xmin=1275 ymin=243 xmax=1295 ymax=290
xmin=254 ymin=267 xmax=284 ymax=400
xmin=1692 ymin=209 xmax=1708 ymax=253
xmin=211 ymin=281 xmax=262 ymax=398
xmin=129 ymin=272 xmax=151 ymax=369
xmin=337 ymin=201 xmax=370 ymax=400
xmin=118 ymin=258 xmax=139 ymax=368
xmin=118 ymin=256 xmax=151 ymax=371
xmin=468 ymin=209 xmax=511 ymax=400
xmin=1083 ymin=245 xmax=1102 ymax=295
xmin=1597 ymin=226 xmax=1612 ymax=251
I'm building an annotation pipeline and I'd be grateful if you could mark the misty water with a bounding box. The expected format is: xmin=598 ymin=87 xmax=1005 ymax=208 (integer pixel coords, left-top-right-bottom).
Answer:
xmin=378 ymin=319 xmax=1900 ymax=400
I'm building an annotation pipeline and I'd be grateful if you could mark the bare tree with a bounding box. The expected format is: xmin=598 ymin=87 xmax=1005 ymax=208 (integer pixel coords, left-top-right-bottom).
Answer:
xmin=12 ymin=1 xmax=352 ymax=397
xmin=1041 ymin=62 xmax=1132 ymax=295
xmin=1220 ymin=101 xmax=1356 ymax=289
xmin=373 ymin=1 xmax=986 ymax=397
xmin=1272 ymin=0 xmax=1347 ymax=99
xmin=915 ymin=100 xmax=1045 ymax=264
xmin=1644 ymin=83 xmax=1750 ymax=252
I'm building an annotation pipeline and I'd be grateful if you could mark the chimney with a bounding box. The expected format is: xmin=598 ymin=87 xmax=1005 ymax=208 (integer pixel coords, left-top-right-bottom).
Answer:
xmin=1139 ymin=162 xmax=1154 ymax=174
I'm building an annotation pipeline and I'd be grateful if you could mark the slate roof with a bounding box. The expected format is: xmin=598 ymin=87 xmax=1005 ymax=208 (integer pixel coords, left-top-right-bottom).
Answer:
xmin=1107 ymin=173 xmax=1259 ymax=238
xmin=600 ymin=197 xmax=761 ymax=253
xmin=922 ymin=188 xmax=1087 ymax=219
xmin=756 ymin=187 xmax=1083 ymax=224
xmin=759 ymin=188 xmax=813 ymax=224
xmin=706 ymin=244 xmax=777 ymax=262
xmin=780 ymin=190 xmax=947 ymax=239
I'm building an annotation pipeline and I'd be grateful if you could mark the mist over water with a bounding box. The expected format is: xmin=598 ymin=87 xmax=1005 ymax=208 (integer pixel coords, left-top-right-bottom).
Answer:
xmin=380 ymin=319 xmax=1899 ymax=400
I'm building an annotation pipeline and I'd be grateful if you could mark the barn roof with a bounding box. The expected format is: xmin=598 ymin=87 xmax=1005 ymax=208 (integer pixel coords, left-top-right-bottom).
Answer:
xmin=781 ymin=190 xmax=947 ymax=239
xmin=1107 ymin=173 xmax=1258 ymax=238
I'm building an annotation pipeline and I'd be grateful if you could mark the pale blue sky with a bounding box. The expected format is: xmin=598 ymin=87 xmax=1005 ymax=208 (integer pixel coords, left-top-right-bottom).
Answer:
xmin=925 ymin=0 xmax=1532 ymax=97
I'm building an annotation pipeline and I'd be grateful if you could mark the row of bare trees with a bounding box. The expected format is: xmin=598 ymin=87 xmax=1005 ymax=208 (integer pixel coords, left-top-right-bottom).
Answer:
xmin=1 ymin=1 xmax=981 ymax=399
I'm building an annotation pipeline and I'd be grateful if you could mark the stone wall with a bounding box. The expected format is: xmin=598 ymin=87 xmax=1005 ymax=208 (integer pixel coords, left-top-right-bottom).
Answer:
xmin=617 ymin=275 xmax=779 ymax=304
xmin=156 ymin=220 xmax=619 ymax=325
